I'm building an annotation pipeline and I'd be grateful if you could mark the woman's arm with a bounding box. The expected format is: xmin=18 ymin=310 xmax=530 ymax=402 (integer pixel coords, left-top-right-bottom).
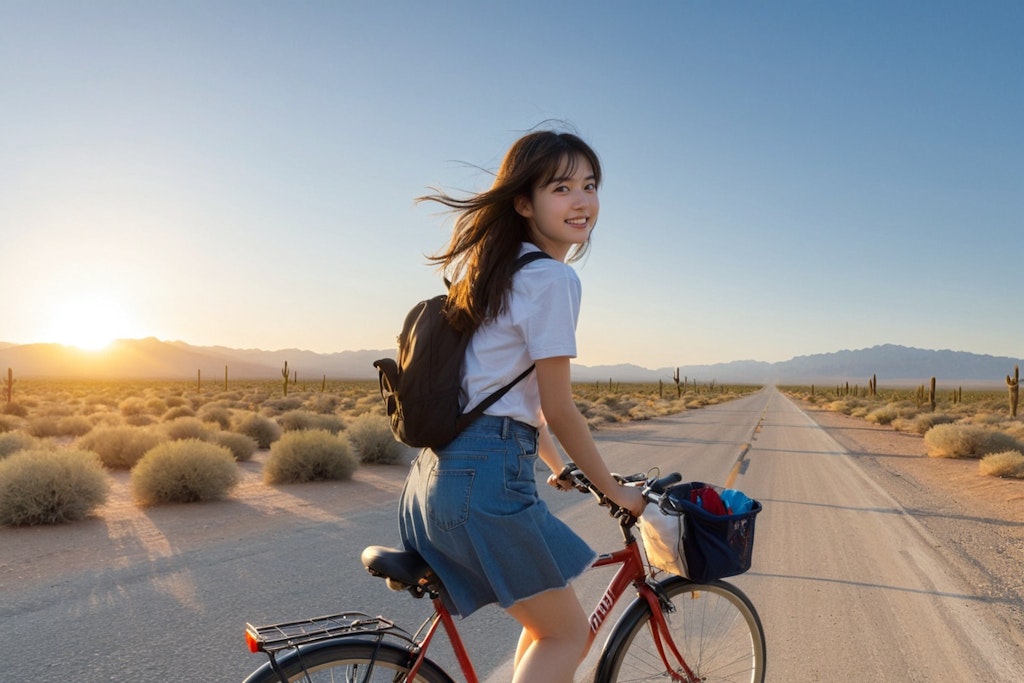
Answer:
xmin=534 ymin=356 xmax=645 ymax=515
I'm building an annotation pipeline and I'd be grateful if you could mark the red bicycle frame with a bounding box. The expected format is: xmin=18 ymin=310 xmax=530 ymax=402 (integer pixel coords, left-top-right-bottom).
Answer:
xmin=405 ymin=536 xmax=696 ymax=683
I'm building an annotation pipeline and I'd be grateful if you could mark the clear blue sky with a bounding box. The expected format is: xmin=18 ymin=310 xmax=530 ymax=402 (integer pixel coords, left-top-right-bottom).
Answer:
xmin=2 ymin=1 xmax=1021 ymax=368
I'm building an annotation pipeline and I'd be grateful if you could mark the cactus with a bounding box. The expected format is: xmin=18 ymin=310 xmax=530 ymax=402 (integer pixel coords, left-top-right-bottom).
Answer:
xmin=197 ymin=369 xmax=201 ymax=393
xmin=1007 ymin=364 xmax=1019 ymax=418
xmin=4 ymin=367 xmax=12 ymax=404
xmin=225 ymin=365 xmax=229 ymax=392
xmin=282 ymin=361 xmax=290 ymax=397
xmin=929 ymin=376 xmax=936 ymax=412
xmin=673 ymin=367 xmax=681 ymax=398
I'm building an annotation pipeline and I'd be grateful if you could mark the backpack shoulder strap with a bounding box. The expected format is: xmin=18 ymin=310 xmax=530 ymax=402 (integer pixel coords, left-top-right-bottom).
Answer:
xmin=455 ymin=249 xmax=555 ymax=430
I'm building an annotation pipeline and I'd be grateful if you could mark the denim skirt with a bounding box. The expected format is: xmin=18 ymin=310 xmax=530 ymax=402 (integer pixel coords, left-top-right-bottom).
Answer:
xmin=399 ymin=415 xmax=597 ymax=618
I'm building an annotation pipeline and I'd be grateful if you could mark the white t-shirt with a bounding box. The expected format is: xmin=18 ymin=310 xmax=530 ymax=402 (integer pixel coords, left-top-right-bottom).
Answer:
xmin=461 ymin=244 xmax=581 ymax=427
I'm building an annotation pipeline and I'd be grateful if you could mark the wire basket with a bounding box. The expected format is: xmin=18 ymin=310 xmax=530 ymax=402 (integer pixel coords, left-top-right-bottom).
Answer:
xmin=639 ymin=482 xmax=761 ymax=582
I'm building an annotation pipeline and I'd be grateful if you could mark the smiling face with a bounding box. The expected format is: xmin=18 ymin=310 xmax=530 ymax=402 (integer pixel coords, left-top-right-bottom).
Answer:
xmin=514 ymin=154 xmax=599 ymax=261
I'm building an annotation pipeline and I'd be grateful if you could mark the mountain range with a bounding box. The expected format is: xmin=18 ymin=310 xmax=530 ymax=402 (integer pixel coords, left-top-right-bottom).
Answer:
xmin=0 ymin=339 xmax=1019 ymax=387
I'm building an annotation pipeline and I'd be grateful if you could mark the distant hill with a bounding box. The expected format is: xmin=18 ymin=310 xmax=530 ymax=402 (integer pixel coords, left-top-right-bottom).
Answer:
xmin=0 ymin=339 xmax=1018 ymax=386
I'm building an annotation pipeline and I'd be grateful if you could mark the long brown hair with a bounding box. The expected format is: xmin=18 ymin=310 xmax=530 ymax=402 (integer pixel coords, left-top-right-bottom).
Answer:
xmin=419 ymin=128 xmax=602 ymax=333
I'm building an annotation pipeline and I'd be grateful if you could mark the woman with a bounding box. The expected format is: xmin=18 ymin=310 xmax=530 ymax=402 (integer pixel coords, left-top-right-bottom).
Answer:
xmin=399 ymin=127 xmax=645 ymax=683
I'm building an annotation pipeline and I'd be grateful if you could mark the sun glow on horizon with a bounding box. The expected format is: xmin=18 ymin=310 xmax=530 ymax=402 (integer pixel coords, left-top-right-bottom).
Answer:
xmin=45 ymin=292 xmax=141 ymax=351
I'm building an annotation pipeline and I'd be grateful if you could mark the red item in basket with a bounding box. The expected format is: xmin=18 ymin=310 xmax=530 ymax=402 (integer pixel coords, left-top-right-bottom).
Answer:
xmin=690 ymin=486 xmax=728 ymax=515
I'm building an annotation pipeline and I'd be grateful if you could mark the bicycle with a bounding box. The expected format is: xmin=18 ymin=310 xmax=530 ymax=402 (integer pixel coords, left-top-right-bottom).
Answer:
xmin=242 ymin=465 xmax=766 ymax=682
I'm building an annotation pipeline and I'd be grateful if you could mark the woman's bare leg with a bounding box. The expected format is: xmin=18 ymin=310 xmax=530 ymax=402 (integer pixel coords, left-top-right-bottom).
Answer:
xmin=506 ymin=585 xmax=590 ymax=683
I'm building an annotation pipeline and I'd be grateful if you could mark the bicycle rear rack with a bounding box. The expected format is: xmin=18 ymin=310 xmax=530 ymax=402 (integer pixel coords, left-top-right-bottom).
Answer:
xmin=246 ymin=611 xmax=415 ymax=654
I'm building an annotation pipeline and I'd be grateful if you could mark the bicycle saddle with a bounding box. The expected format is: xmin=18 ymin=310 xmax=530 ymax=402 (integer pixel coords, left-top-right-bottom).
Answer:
xmin=361 ymin=545 xmax=440 ymax=595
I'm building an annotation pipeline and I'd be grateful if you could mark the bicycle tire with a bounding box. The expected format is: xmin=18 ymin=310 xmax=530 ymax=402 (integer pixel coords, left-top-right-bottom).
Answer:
xmin=242 ymin=638 xmax=454 ymax=683
xmin=594 ymin=575 xmax=766 ymax=683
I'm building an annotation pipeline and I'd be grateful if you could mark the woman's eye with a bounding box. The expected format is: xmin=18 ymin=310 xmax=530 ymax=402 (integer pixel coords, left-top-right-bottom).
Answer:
xmin=585 ymin=182 xmax=597 ymax=191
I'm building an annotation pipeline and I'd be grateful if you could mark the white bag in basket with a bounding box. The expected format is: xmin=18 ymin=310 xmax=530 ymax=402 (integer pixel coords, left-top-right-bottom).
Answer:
xmin=638 ymin=502 xmax=689 ymax=578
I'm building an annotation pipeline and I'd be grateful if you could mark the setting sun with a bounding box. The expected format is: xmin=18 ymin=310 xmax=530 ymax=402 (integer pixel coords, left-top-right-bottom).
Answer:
xmin=46 ymin=293 xmax=139 ymax=351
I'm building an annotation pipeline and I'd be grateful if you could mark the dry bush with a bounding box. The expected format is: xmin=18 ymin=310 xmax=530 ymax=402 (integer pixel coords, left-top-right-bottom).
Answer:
xmin=118 ymin=397 xmax=149 ymax=417
xmin=264 ymin=429 xmax=357 ymax=484
xmin=131 ymin=439 xmax=239 ymax=505
xmin=579 ymin=401 xmax=621 ymax=429
xmin=277 ymin=409 xmax=345 ymax=434
xmin=865 ymin=405 xmax=900 ymax=425
xmin=162 ymin=405 xmax=196 ymax=421
xmin=0 ymin=447 xmax=109 ymax=525
xmin=25 ymin=417 xmax=61 ymax=438
xmin=146 ymin=397 xmax=169 ymax=415
xmin=260 ymin=396 xmax=304 ymax=415
xmin=0 ymin=414 xmax=24 ymax=433
xmin=979 ymin=451 xmax=1024 ymax=478
xmin=161 ymin=416 xmax=213 ymax=442
xmin=124 ymin=414 xmax=156 ymax=427
xmin=56 ymin=415 xmax=94 ymax=437
xmin=346 ymin=413 xmax=405 ymax=464
xmin=77 ymin=426 xmax=164 ymax=469
xmin=233 ymin=413 xmax=282 ymax=449
xmin=197 ymin=404 xmax=233 ymax=429
xmin=2 ymin=402 xmax=29 ymax=418
xmin=924 ymin=423 xmax=1022 ymax=459
xmin=211 ymin=431 xmax=258 ymax=462
xmin=0 ymin=432 xmax=38 ymax=458
xmin=164 ymin=395 xmax=189 ymax=408
xmin=303 ymin=393 xmax=343 ymax=414
xmin=892 ymin=412 xmax=955 ymax=435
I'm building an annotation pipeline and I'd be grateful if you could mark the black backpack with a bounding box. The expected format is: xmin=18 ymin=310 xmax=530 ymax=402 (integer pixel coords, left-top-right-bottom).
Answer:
xmin=373 ymin=251 xmax=552 ymax=449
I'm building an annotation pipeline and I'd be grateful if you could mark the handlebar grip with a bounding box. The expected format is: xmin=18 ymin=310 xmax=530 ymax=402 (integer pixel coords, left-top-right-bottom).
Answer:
xmin=647 ymin=472 xmax=682 ymax=494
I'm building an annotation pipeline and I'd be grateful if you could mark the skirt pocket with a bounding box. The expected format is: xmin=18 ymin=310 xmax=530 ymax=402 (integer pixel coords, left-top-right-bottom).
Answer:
xmin=426 ymin=468 xmax=475 ymax=531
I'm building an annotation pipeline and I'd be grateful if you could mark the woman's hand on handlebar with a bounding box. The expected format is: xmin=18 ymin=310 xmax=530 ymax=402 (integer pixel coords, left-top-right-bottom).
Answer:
xmin=608 ymin=484 xmax=646 ymax=518
xmin=547 ymin=471 xmax=576 ymax=492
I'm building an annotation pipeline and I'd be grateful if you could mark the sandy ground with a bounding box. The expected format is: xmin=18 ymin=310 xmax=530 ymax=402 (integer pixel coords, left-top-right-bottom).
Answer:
xmin=3 ymin=404 xmax=1023 ymax=626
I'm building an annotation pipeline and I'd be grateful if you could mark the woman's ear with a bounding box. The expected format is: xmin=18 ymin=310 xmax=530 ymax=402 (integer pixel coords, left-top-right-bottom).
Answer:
xmin=514 ymin=194 xmax=533 ymax=218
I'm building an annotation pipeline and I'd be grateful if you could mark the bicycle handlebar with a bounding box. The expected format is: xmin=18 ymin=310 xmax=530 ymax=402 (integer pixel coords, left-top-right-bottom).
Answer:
xmin=556 ymin=463 xmax=682 ymax=526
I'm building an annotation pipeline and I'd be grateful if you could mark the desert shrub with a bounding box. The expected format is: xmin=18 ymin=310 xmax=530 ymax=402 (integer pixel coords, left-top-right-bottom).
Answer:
xmin=924 ymin=424 xmax=1022 ymax=459
xmin=162 ymin=395 xmax=186 ymax=408
xmin=56 ymin=415 xmax=94 ymax=437
xmin=264 ymin=429 xmax=357 ymax=484
xmin=260 ymin=397 xmax=304 ymax=415
xmin=346 ymin=413 xmax=405 ymax=464
xmin=234 ymin=413 xmax=282 ymax=449
xmin=0 ymin=414 xmax=23 ymax=433
xmin=2 ymin=402 xmax=29 ymax=418
xmin=77 ymin=426 xmax=163 ymax=469
xmin=892 ymin=412 xmax=955 ymax=435
xmin=124 ymin=414 xmax=156 ymax=427
xmin=197 ymin=405 xmax=232 ymax=430
xmin=161 ymin=416 xmax=212 ymax=442
xmin=146 ymin=397 xmax=169 ymax=415
xmin=277 ymin=409 xmax=345 ymax=434
xmin=0 ymin=447 xmax=109 ymax=525
xmin=865 ymin=405 xmax=899 ymax=425
xmin=131 ymin=439 xmax=239 ymax=505
xmin=25 ymin=417 xmax=61 ymax=438
xmin=212 ymin=431 xmax=258 ymax=462
xmin=119 ymin=397 xmax=149 ymax=417
xmin=0 ymin=432 xmax=38 ymax=458
xmin=979 ymin=451 xmax=1024 ymax=478
xmin=304 ymin=393 xmax=343 ymax=414
xmin=162 ymin=405 xmax=196 ymax=421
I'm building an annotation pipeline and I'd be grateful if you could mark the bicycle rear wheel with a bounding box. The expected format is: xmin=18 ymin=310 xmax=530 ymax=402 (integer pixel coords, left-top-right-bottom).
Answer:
xmin=242 ymin=639 xmax=454 ymax=683
xmin=595 ymin=575 xmax=765 ymax=683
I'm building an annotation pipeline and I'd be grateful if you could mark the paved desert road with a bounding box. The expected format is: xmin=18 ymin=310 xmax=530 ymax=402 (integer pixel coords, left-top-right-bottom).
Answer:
xmin=3 ymin=388 xmax=1022 ymax=681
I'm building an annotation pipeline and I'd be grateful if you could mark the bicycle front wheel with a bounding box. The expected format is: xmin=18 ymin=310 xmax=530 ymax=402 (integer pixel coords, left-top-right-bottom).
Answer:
xmin=242 ymin=639 xmax=454 ymax=683
xmin=595 ymin=575 xmax=765 ymax=683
